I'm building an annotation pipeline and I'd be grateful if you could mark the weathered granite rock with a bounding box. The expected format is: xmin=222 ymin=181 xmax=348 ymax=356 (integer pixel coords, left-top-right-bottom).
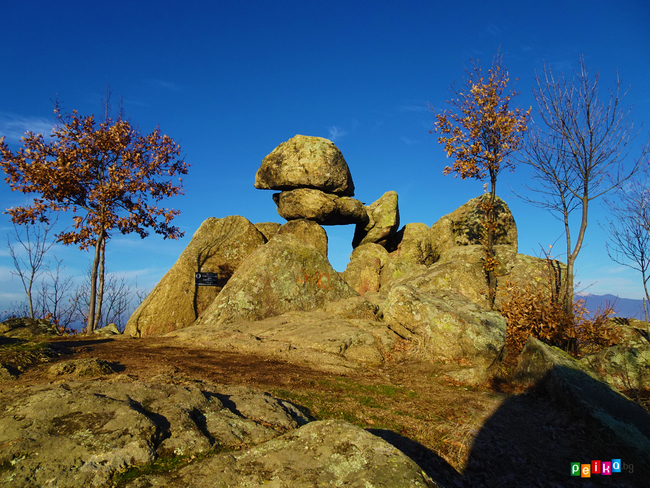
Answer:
xmin=254 ymin=221 xmax=281 ymax=242
xmin=93 ymin=323 xmax=120 ymax=335
xmin=384 ymin=285 xmax=506 ymax=384
xmin=195 ymin=234 xmax=358 ymax=326
xmin=342 ymin=243 xmax=390 ymax=295
xmin=430 ymin=194 xmax=517 ymax=256
xmin=384 ymin=258 xmax=489 ymax=308
xmin=514 ymin=336 xmax=650 ymax=465
xmin=255 ymin=135 xmax=355 ymax=196
xmin=138 ymin=419 xmax=439 ymax=487
xmin=276 ymin=219 xmax=329 ymax=257
xmin=0 ymin=317 xmax=61 ymax=338
xmin=273 ymin=188 xmax=367 ymax=225
xmin=437 ymin=244 xmax=517 ymax=278
xmin=0 ymin=380 xmax=310 ymax=488
xmin=47 ymin=357 xmax=116 ymax=377
xmin=169 ymin=309 xmax=395 ymax=373
xmin=579 ymin=324 xmax=650 ymax=391
xmin=387 ymin=222 xmax=437 ymax=265
xmin=125 ymin=216 xmax=266 ymax=337
xmin=353 ymin=191 xmax=400 ymax=248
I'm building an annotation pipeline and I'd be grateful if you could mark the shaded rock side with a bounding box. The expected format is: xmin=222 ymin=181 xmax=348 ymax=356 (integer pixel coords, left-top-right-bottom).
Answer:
xmin=0 ymin=380 xmax=310 ymax=488
xmin=125 ymin=216 xmax=266 ymax=337
xmin=254 ymin=221 xmax=281 ymax=242
xmin=255 ymin=134 xmax=355 ymax=196
xmin=273 ymin=188 xmax=367 ymax=225
xmin=196 ymin=234 xmax=358 ymax=326
xmin=514 ymin=336 xmax=650 ymax=466
xmin=384 ymin=285 xmax=506 ymax=384
xmin=276 ymin=218 xmax=329 ymax=257
xmin=146 ymin=419 xmax=439 ymax=487
xmin=353 ymin=190 xmax=400 ymax=248
xmin=430 ymin=194 xmax=517 ymax=256
xmin=0 ymin=317 xmax=61 ymax=338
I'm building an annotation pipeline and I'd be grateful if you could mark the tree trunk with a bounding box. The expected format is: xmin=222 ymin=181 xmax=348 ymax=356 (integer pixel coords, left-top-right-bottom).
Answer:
xmin=86 ymin=229 xmax=105 ymax=333
xmin=94 ymin=239 xmax=106 ymax=330
xmin=486 ymin=174 xmax=498 ymax=310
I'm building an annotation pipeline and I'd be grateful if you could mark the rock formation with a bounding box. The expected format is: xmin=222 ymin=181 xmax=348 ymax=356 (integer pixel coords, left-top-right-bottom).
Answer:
xmin=353 ymin=190 xmax=400 ymax=247
xmin=195 ymin=234 xmax=358 ymax=326
xmin=124 ymin=216 xmax=265 ymax=337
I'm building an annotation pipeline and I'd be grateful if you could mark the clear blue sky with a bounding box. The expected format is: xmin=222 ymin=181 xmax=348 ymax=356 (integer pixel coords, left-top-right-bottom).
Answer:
xmin=1 ymin=0 xmax=649 ymax=315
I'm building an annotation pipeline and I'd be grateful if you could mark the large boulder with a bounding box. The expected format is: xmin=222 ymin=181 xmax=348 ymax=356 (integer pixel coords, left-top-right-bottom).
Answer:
xmin=514 ymin=336 xmax=650 ymax=466
xmin=273 ymin=188 xmax=367 ymax=225
xmin=255 ymin=135 xmax=355 ymax=196
xmin=384 ymin=285 xmax=507 ymax=384
xmin=195 ymin=234 xmax=358 ymax=326
xmin=0 ymin=317 xmax=61 ymax=338
xmin=430 ymin=194 xmax=517 ymax=256
xmin=254 ymin=221 xmax=281 ymax=241
xmin=276 ymin=219 xmax=329 ymax=257
xmin=353 ymin=191 xmax=400 ymax=248
xmin=125 ymin=216 xmax=266 ymax=337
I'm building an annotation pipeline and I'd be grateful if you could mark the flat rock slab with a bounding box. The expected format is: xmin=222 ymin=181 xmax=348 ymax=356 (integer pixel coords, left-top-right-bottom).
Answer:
xmin=168 ymin=310 xmax=398 ymax=373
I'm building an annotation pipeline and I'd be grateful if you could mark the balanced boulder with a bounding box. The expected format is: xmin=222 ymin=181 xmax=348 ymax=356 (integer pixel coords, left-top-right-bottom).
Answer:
xmin=195 ymin=234 xmax=358 ymax=326
xmin=273 ymin=188 xmax=367 ymax=225
xmin=255 ymin=135 xmax=355 ymax=196
xmin=276 ymin=219 xmax=329 ymax=257
xmin=125 ymin=216 xmax=266 ymax=337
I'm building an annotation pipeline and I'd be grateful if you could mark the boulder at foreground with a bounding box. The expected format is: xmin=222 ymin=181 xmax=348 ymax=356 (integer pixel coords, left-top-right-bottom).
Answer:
xmin=384 ymin=286 xmax=506 ymax=384
xmin=255 ymin=134 xmax=355 ymax=196
xmin=195 ymin=234 xmax=358 ymax=326
xmin=273 ymin=188 xmax=367 ymax=225
xmin=514 ymin=336 xmax=650 ymax=466
xmin=125 ymin=216 xmax=265 ymax=338
xmin=0 ymin=317 xmax=61 ymax=338
xmin=353 ymin=190 xmax=400 ymax=248
xmin=143 ymin=419 xmax=438 ymax=488
xmin=0 ymin=379 xmax=311 ymax=488
xmin=430 ymin=194 xmax=517 ymax=256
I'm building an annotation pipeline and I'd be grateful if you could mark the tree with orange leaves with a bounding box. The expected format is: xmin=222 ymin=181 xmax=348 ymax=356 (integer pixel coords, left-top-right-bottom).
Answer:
xmin=0 ymin=102 xmax=188 ymax=332
xmin=431 ymin=52 xmax=530 ymax=309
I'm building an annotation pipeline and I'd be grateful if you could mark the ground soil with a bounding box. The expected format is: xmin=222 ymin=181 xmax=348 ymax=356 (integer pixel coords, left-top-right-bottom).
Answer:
xmin=2 ymin=333 xmax=647 ymax=488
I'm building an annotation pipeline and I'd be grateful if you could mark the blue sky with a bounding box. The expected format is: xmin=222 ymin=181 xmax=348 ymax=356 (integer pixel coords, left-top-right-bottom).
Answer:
xmin=1 ymin=0 xmax=650 ymax=315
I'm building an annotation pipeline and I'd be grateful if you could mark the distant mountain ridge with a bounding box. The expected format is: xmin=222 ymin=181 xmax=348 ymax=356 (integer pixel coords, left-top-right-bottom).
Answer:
xmin=575 ymin=293 xmax=648 ymax=320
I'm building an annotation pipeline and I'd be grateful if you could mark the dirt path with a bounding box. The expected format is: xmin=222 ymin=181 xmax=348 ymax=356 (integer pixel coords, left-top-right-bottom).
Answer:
xmin=3 ymin=334 xmax=644 ymax=487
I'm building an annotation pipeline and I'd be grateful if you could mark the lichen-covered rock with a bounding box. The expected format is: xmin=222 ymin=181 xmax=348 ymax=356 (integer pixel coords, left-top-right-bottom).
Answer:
xmin=513 ymin=336 xmax=650 ymax=465
xmin=0 ymin=317 xmax=61 ymax=338
xmin=342 ymin=243 xmax=389 ymax=295
xmin=47 ymin=357 xmax=116 ymax=377
xmin=169 ymin=309 xmax=394 ymax=372
xmin=255 ymin=134 xmax=355 ymax=196
xmin=0 ymin=380 xmax=310 ymax=488
xmin=196 ymin=234 xmax=358 ymax=326
xmin=254 ymin=221 xmax=281 ymax=242
xmin=384 ymin=285 xmax=506 ymax=384
xmin=385 ymin=258 xmax=489 ymax=308
xmin=143 ymin=419 xmax=439 ymax=487
xmin=276 ymin=219 xmax=329 ymax=257
xmin=273 ymin=188 xmax=367 ymax=225
xmin=437 ymin=244 xmax=517 ymax=278
xmin=353 ymin=190 xmax=400 ymax=248
xmin=387 ymin=222 xmax=436 ymax=264
xmin=430 ymin=194 xmax=517 ymax=256
xmin=125 ymin=216 xmax=266 ymax=337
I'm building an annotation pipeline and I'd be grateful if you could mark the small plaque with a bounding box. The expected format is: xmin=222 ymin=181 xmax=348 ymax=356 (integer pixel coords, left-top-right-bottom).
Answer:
xmin=195 ymin=272 xmax=220 ymax=286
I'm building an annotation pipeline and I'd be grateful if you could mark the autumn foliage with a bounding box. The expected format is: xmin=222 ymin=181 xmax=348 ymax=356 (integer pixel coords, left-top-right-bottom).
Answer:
xmin=432 ymin=52 xmax=530 ymax=308
xmin=0 ymin=103 xmax=188 ymax=332
xmin=499 ymin=256 xmax=622 ymax=366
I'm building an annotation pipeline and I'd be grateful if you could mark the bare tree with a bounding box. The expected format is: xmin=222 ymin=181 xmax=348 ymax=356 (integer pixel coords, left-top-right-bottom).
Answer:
xmin=602 ymin=178 xmax=650 ymax=318
xmin=37 ymin=256 xmax=78 ymax=330
xmin=519 ymin=56 xmax=648 ymax=316
xmin=7 ymin=217 xmax=58 ymax=319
